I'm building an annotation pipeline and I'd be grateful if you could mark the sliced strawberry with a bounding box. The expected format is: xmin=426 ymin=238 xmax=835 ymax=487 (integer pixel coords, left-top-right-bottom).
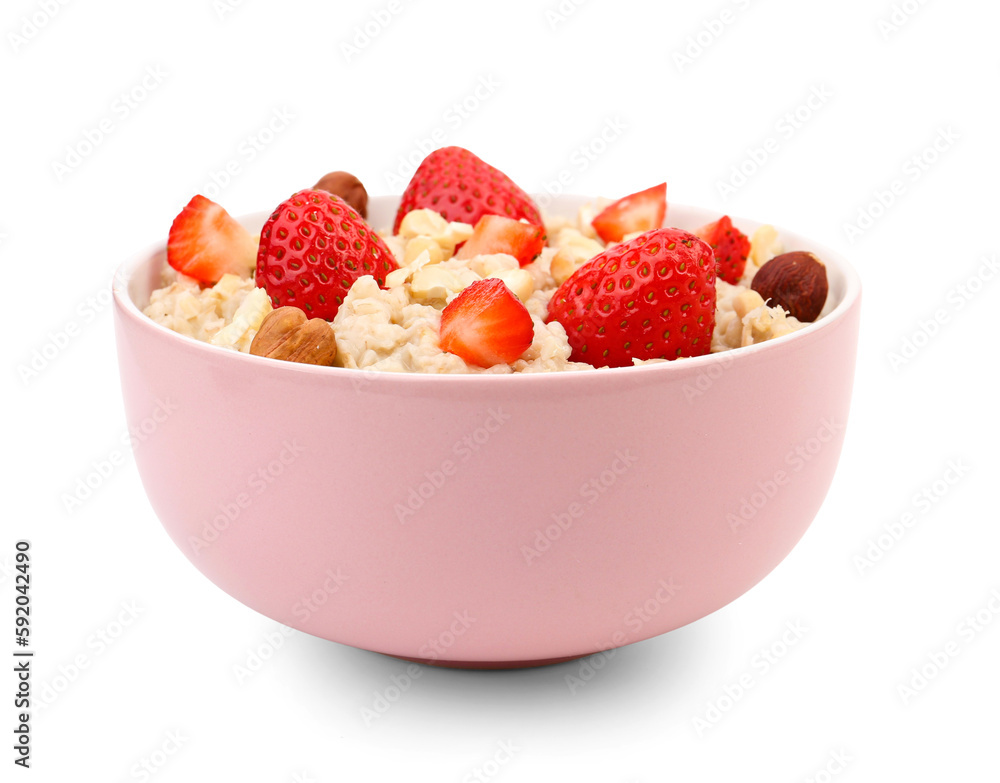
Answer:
xmin=455 ymin=215 xmax=546 ymax=267
xmin=591 ymin=183 xmax=667 ymax=243
xmin=167 ymin=195 xmax=258 ymax=285
xmin=547 ymin=227 xmax=716 ymax=368
xmin=439 ymin=278 xmax=534 ymax=368
xmin=393 ymin=146 xmax=543 ymax=234
xmin=695 ymin=215 xmax=750 ymax=285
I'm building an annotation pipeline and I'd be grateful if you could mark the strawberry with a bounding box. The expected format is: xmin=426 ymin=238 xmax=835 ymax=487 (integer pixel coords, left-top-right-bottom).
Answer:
xmin=167 ymin=195 xmax=258 ymax=285
xmin=695 ymin=215 xmax=750 ymax=284
xmin=439 ymin=278 xmax=534 ymax=368
xmin=591 ymin=183 xmax=667 ymax=243
xmin=547 ymin=228 xmax=716 ymax=368
xmin=256 ymin=189 xmax=397 ymax=321
xmin=455 ymin=215 xmax=546 ymax=267
xmin=393 ymin=146 xmax=543 ymax=234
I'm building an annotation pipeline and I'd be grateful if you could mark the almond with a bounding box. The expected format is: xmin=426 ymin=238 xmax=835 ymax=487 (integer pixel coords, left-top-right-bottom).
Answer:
xmin=750 ymin=251 xmax=828 ymax=322
xmin=249 ymin=306 xmax=338 ymax=366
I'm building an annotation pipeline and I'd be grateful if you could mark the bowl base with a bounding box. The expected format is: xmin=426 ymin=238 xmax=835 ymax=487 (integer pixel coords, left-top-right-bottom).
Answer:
xmin=386 ymin=652 xmax=588 ymax=670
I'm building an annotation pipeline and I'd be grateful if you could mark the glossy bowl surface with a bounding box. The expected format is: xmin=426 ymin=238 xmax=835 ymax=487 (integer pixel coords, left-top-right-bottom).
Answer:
xmin=113 ymin=195 xmax=861 ymax=667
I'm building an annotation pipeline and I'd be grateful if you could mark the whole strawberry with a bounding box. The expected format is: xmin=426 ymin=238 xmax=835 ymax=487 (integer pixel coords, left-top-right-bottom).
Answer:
xmin=547 ymin=228 xmax=716 ymax=368
xmin=256 ymin=189 xmax=398 ymax=321
xmin=393 ymin=146 xmax=543 ymax=234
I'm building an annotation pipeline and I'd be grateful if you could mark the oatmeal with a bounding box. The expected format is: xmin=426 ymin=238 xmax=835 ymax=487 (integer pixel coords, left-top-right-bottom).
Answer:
xmin=143 ymin=270 xmax=271 ymax=352
xmin=146 ymin=202 xmax=804 ymax=372
xmin=145 ymin=148 xmax=825 ymax=373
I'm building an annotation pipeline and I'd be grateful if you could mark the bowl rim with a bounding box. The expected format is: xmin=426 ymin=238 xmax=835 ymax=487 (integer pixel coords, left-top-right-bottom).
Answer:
xmin=112 ymin=194 xmax=862 ymax=384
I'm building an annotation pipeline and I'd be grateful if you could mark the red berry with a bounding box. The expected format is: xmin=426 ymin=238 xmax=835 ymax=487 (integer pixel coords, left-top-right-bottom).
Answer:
xmin=547 ymin=228 xmax=716 ymax=368
xmin=439 ymin=278 xmax=534 ymax=368
xmin=455 ymin=215 xmax=546 ymax=267
xmin=591 ymin=183 xmax=667 ymax=243
xmin=695 ymin=215 xmax=750 ymax=285
xmin=393 ymin=146 xmax=542 ymax=234
xmin=167 ymin=195 xmax=258 ymax=285
xmin=255 ymin=189 xmax=398 ymax=321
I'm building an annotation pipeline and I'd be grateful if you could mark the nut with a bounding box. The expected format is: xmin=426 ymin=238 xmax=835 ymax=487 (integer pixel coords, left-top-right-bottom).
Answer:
xmin=749 ymin=224 xmax=783 ymax=266
xmin=732 ymin=288 xmax=765 ymax=320
xmin=398 ymin=208 xmax=449 ymax=239
xmin=463 ymin=252 xmax=517 ymax=278
xmin=410 ymin=265 xmax=467 ymax=303
xmin=577 ymin=199 xmax=610 ymax=239
xmin=313 ymin=171 xmax=368 ymax=218
xmin=249 ymin=306 xmax=338 ymax=365
xmin=487 ymin=268 xmax=535 ymax=302
xmin=551 ymin=245 xmax=588 ymax=286
xmin=436 ymin=221 xmax=475 ymax=255
xmin=750 ymin=251 xmax=828 ymax=322
xmin=550 ymin=231 xmax=604 ymax=285
xmin=385 ymin=247 xmax=437 ymax=288
xmin=404 ymin=236 xmax=446 ymax=265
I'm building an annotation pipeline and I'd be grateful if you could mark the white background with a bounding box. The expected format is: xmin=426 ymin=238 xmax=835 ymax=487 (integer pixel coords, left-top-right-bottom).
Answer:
xmin=3 ymin=0 xmax=998 ymax=780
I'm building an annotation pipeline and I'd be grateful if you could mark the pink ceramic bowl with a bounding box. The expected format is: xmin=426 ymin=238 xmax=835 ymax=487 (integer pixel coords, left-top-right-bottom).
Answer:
xmin=113 ymin=195 xmax=861 ymax=668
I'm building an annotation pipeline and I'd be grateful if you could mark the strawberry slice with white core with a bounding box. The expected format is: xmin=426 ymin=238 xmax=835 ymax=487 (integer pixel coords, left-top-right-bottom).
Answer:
xmin=167 ymin=195 xmax=258 ymax=284
xmin=455 ymin=215 xmax=546 ymax=267
xmin=439 ymin=278 xmax=534 ymax=368
xmin=591 ymin=182 xmax=667 ymax=243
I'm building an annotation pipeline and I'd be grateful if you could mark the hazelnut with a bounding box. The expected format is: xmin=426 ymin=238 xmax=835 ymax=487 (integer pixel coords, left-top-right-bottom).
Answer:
xmin=313 ymin=171 xmax=368 ymax=218
xmin=250 ymin=306 xmax=338 ymax=366
xmin=750 ymin=251 xmax=828 ymax=322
